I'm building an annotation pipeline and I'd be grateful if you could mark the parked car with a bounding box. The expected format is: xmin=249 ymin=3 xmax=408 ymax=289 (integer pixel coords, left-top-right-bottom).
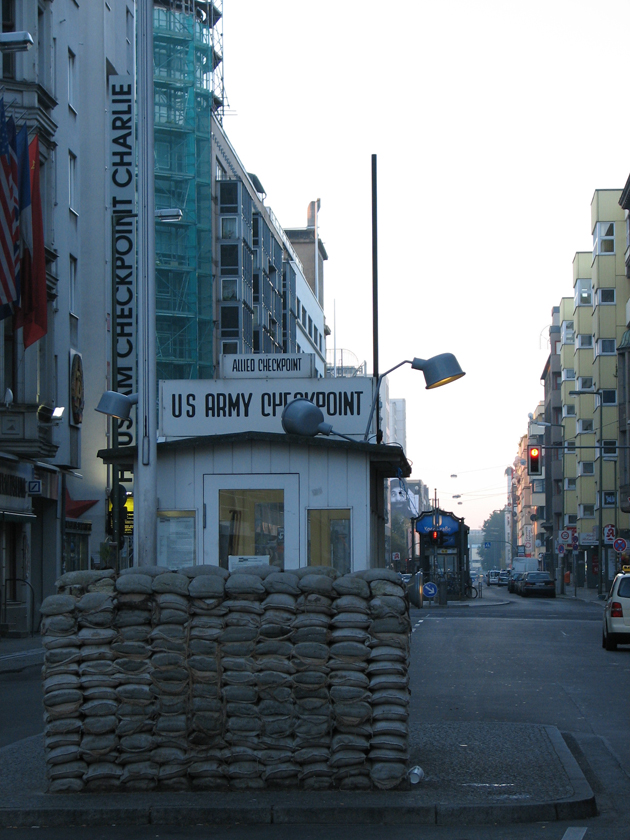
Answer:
xmin=602 ymin=572 xmax=630 ymax=651
xmin=487 ymin=570 xmax=500 ymax=586
xmin=498 ymin=570 xmax=510 ymax=587
xmin=508 ymin=572 xmax=524 ymax=593
xmin=520 ymin=571 xmax=555 ymax=598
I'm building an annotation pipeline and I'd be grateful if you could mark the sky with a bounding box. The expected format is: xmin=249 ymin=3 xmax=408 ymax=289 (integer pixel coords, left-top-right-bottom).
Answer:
xmin=220 ymin=0 xmax=630 ymax=529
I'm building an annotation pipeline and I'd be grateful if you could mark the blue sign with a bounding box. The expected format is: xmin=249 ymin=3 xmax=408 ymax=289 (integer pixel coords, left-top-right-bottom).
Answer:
xmin=423 ymin=581 xmax=438 ymax=598
xmin=484 ymin=541 xmax=491 ymax=549
xmin=416 ymin=512 xmax=460 ymax=535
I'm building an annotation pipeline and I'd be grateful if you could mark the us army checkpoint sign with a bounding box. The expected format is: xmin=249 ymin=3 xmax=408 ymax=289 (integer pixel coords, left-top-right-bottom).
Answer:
xmin=159 ymin=378 xmax=375 ymax=440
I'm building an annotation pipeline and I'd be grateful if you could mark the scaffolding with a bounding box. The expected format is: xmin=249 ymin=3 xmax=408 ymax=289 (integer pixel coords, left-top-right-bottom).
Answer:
xmin=153 ymin=0 xmax=224 ymax=380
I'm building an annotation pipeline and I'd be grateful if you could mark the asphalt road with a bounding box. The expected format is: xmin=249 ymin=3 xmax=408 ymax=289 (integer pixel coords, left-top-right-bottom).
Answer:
xmin=1 ymin=586 xmax=629 ymax=840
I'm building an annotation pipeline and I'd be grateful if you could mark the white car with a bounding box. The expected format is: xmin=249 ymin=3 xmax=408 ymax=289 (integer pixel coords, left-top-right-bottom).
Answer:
xmin=602 ymin=573 xmax=630 ymax=651
xmin=498 ymin=571 xmax=510 ymax=587
xmin=487 ymin=570 xmax=500 ymax=586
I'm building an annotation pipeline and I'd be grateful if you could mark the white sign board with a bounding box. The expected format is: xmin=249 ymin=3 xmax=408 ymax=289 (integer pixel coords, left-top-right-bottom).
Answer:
xmin=220 ymin=354 xmax=316 ymax=379
xmin=604 ymin=524 xmax=616 ymax=544
xmin=228 ymin=555 xmax=271 ymax=571
xmin=159 ymin=378 xmax=375 ymax=439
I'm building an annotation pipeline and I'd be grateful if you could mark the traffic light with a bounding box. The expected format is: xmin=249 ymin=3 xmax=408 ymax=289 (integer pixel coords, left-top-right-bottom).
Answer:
xmin=428 ymin=529 xmax=445 ymax=546
xmin=527 ymin=444 xmax=542 ymax=476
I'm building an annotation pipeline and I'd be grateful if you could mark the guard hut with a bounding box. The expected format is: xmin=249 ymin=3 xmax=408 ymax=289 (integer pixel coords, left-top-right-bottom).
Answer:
xmin=98 ymin=367 xmax=411 ymax=573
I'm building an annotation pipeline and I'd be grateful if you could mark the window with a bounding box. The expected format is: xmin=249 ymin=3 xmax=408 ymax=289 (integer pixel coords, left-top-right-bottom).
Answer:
xmin=597 ymin=338 xmax=616 ymax=355
xmin=220 ymin=305 xmax=239 ymax=337
xmin=301 ymin=308 xmax=307 ymax=329
xmin=593 ymin=222 xmax=615 ymax=256
xmin=221 ymin=278 xmax=237 ymax=302
xmin=565 ymin=477 xmax=576 ymax=490
xmin=580 ymin=462 xmax=594 ymax=475
xmin=296 ymin=298 xmax=301 ymax=320
xmin=308 ymin=509 xmax=351 ymax=575
xmin=308 ymin=316 xmax=313 ymax=338
xmin=580 ymin=504 xmax=595 ymax=518
xmin=577 ymin=334 xmax=593 ymax=349
xmin=575 ymin=278 xmax=592 ymax=307
xmin=602 ymin=491 xmax=617 ymax=507
xmin=216 ymin=159 xmax=226 ymax=181
xmin=598 ymin=288 xmax=616 ymax=305
xmin=603 ymin=440 xmax=617 ymax=458
xmin=561 ymin=321 xmax=574 ymax=345
xmin=220 ymin=244 xmax=239 ymax=270
xmin=578 ymin=419 xmax=593 ymax=433
xmin=219 ymin=181 xmax=238 ymax=213
xmin=68 ymin=49 xmax=76 ymax=110
xmin=578 ymin=377 xmax=593 ymax=391
xmin=219 ymin=489 xmax=285 ymax=570
xmin=532 ymin=480 xmax=544 ymax=493
xmin=565 ymin=441 xmax=576 ymax=453
xmin=69 ymin=255 xmax=77 ymax=314
xmin=68 ymin=151 xmax=77 ymax=212
xmin=221 ymin=341 xmax=238 ymax=354
xmin=221 ymin=217 xmax=237 ymax=240
xmin=562 ymin=368 xmax=575 ymax=381
xmin=566 ymin=514 xmax=578 ymax=526
xmin=601 ymin=389 xmax=617 ymax=405
xmin=552 ymin=373 xmax=561 ymax=390
xmin=563 ymin=404 xmax=576 ymax=417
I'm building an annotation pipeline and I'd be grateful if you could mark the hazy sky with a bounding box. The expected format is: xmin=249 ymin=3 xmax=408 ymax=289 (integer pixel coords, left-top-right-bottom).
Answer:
xmin=220 ymin=0 xmax=630 ymax=529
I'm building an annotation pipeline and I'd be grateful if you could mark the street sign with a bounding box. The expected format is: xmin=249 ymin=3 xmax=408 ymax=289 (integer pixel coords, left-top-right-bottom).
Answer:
xmin=27 ymin=479 xmax=42 ymax=495
xmin=614 ymin=538 xmax=627 ymax=554
xmin=604 ymin=524 xmax=616 ymax=544
xmin=484 ymin=542 xmax=491 ymax=549
xmin=560 ymin=530 xmax=570 ymax=543
xmin=558 ymin=544 xmax=565 ymax=555
xmin=392 ymin=552 xmax=400 ymax=562
xmin=572 ymin=534 xmax=579 ymax=549
xmin=423 ymin=582 xmax=438 ymax=599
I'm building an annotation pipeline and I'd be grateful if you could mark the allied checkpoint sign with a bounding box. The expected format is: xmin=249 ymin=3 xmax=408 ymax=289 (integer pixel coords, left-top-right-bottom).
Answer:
xmin=159 ymin=377 xmax=376 ymax=439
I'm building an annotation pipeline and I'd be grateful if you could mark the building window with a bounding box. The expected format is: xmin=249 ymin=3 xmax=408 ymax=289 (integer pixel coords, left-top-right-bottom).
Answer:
xmin=598 ymin=288 xmax=616 ymax=305
xmin=577 ymin=334 xmax=593 ymax=349
xmin=565 ymin=441 xmax=576 ymax=453
xmin=603 ymin=440 xmax=617 ymax=458
xmin=577 ymin=419 xmax=593 ymax=434
xmin=561 ymin=321 xmax=574 ymax=345
xmin=301 ymin=308 xmax=307 ymax=329
xmin=562 ymin=368 xmax=575 ymax=381
xmin=68 ymin=49 xmax=76 ymax=110
xmin=308 ymin=316 xmax=313 ymax=338
xmin=296 ymin=298 xmax=301 ymax=320
xmin=307 ymin=509 xmax=351 ymax=575
xmin=565 ymin=514 xmax=578 ymax=526
xmin=216 ymin=159 xmax=226 ymax=181
xmin=68 ymin=151 xmax=77 ymax=212
xmin=220 ymin=305 xmax=239 ymax=337
xmin=579 ymin=504 xmax=595 ymax=518
xmin=593 ymin=222 xmax=615 ymax=256
xmin=69 ymin=255 xmax=77 ymax=314
xmin=597 ymin=338 xmax=616 ymax=355
xmin=565 ymin=477 xmax=576 ymax=490
xmin=552 ymin=373 xmax=561 ymax=390
xmin=562 ymin=404 xmax=576 ymax=417
xmin=600 ymin=389 xmax=617 ymax=405
xmin=580 ymin=462 xmax=595 ymax=475
xmin=532 ymin=480 xmax=544 ymax=493
xmin=221 ymin=341 xmax=238 ymax=354
xmin=575 ymin=278 xmax=592 ymax=307
xmin=221 ymin=217 xmax=237 ymax=240
xmin=578 ymin=377 xmax=593 ymax=391
xmin=221 ymin=278 xmax=238 ymax=302
xmin=602 ymin=491 xmax=617 ymax=507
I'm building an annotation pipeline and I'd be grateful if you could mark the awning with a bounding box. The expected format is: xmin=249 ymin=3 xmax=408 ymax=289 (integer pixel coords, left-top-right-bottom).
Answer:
xmin=0 ymin=510 xmax=37 ymax=523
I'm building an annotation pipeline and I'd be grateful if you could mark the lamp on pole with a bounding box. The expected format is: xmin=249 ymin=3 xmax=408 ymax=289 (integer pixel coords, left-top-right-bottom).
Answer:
xmin=362 ymin=354 xmax=465 ymax=442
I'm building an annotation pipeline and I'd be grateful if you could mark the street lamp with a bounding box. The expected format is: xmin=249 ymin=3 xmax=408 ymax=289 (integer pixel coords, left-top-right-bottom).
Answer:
xmin=569 ymin=389 xmax=606 ymax=597
xmin=363 ymin=353 xmax=465 ymax=442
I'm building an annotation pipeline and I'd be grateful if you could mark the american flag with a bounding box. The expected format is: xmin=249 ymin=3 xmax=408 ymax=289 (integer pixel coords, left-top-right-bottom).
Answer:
xmin=0 ymin=98 xmax=19 ymax=319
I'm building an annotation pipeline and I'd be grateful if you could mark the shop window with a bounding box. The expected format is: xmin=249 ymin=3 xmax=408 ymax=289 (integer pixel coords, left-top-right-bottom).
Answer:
xmin=219 ymin=489 xmax=284 ymax=570
xmin=308 ymin=509 xmax=351 ymax=575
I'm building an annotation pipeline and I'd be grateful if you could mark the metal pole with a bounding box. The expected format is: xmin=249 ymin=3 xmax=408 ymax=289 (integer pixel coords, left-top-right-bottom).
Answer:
xmin=371 ymin=155 xmax=379 ymax=439
xmin=135 ymin=0 xmax=157 ymax=566
xmin=598 ymin=400 xmax=603 ymax=597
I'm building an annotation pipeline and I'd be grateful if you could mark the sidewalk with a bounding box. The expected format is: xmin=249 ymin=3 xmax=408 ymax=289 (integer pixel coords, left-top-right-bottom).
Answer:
xmin=0 ymin=634 xmax=43 ymax=673
xmin=557 ymin=585 xmax=606 ymax=605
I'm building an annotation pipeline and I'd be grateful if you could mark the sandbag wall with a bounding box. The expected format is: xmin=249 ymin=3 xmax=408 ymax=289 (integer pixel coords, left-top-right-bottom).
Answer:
xmin=40 ymin=565 xmax=411 ymax=793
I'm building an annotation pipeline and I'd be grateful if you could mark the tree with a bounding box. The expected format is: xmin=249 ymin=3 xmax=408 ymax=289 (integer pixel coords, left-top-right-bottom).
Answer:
xmin=478 ymin=510 xmax=507 ymax=569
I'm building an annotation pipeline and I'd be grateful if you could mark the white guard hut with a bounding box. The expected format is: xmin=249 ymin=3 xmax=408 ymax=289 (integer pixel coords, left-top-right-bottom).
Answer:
xmin=99 ymin=369 xmax=411 ymax=573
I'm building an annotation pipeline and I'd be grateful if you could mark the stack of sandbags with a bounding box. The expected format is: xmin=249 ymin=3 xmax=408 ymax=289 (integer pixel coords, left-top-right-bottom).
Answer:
xmin=183 ymin=565 xmax=228 ymax=789
xmin=114 ymin=568 xmax=159 ymax=791
xmin=328 ymin=574 xmax=373 ymax=790
xmin=292 ymin=569 xmax=336 ymax=790
xmin=221 ymin=569 xmax=267 ymax=790
xmin=362 ymin=569 xmax=411 ymax=790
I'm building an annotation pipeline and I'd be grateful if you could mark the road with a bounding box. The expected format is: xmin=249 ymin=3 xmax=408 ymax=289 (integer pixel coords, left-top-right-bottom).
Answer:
xmin=1 ymin=585 xmax=629 ymax=840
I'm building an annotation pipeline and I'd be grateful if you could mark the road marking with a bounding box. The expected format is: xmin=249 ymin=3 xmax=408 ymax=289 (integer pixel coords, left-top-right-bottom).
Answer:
xmin=0 ymin=649 xmax=43 ymax=662
xmin=561 ymin=828 xmax=587 ymax=840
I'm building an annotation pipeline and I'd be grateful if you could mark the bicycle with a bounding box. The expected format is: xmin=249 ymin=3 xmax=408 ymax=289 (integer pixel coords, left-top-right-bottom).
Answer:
xmin=463 ymin=583 xmax=479 ymax=599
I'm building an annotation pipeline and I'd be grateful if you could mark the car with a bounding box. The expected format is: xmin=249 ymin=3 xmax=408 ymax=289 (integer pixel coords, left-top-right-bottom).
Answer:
xmin=401 ymin=574 xmax=412 ymax=585
xmin=602 ymin=572 xmax=630 ymax=651
xmin=508 ymin=572 xmax=524 ymax=593
xmin=487 ymin=570 xmax=500 ymax=586
xmin=498 ymin=571 xmax=510 ymax=587
xmin=520 ymin=571 xmax=555 ymax=598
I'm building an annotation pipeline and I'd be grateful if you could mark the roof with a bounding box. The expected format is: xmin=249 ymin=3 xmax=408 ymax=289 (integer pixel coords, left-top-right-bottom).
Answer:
xmin=98 ymin=431 xmax=411 ymax=478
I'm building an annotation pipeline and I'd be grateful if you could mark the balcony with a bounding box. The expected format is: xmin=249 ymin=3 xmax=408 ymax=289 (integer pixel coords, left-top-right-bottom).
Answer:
xmin=0 ymin=405 xmax=59 ymax=459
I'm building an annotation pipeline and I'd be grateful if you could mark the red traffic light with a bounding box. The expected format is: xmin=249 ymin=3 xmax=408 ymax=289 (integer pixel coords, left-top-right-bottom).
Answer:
xmin=527 ymin=444 xmax=542 ymax=476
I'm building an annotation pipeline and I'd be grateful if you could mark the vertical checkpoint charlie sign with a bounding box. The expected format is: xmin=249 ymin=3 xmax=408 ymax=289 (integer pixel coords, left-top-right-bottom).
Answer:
xmin=109 ymin=76 xmax=136 ymax=448
xmin=159 ymin=378 xmax=376 ymax=439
